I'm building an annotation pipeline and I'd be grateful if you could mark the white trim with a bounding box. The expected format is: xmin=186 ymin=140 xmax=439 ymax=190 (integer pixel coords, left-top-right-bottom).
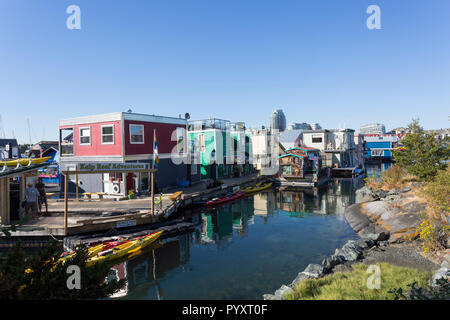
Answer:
xmin=129 ymin=124 xmax=145 ymax=144
xmin=59 ymin=112 xmax=122 ymax=127
xmin=60 ymin=155 xmax=123 ymax=162
xmin=101 ymin=124 xmax=115 ymax=145
xmin=124 ymin=112 xmax=187 ymax=125
xmin=125 ymin=153 xmax=188 ymax=161
xmin=79 ymin=126 xmax=91 ymax=146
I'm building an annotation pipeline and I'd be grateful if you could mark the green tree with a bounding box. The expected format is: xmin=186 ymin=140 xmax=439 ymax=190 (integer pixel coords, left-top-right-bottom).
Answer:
xmin=0 ymin=241 xmax=126 ymax=300
xmin=392 ymin=119 xmax=449 ymax=181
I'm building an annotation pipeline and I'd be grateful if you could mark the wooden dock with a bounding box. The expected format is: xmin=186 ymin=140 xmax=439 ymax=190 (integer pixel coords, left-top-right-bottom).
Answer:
xmin=1 ymin=174 xmax=269 ymax=246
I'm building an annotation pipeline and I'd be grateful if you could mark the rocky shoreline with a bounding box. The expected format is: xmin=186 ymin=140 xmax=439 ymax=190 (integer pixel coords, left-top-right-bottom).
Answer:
xmin=263 ymin=184 xmax=449 ymax=300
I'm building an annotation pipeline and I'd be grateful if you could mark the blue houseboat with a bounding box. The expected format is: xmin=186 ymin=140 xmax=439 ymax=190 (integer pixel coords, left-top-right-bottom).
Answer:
xmin=362 ymin=134 xmax=399 ymax=163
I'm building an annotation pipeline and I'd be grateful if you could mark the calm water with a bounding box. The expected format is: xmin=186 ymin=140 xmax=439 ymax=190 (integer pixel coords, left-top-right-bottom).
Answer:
xmin=112 ymin=178 xmax=365 ymax=300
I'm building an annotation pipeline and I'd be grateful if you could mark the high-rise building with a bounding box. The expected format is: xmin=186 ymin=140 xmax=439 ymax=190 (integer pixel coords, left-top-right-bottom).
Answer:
xmin=270 ymin=109 xmax=286 ymax=132
xmin=360 ymin=123 xmax=386 ymax=135
xmin=287 ymin=122 xmax=311 ymax=130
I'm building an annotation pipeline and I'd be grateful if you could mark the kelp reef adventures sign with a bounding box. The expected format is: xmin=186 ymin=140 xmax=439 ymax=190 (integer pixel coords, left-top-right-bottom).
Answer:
xmin=76 ymin=162 xmax=150 ymax=172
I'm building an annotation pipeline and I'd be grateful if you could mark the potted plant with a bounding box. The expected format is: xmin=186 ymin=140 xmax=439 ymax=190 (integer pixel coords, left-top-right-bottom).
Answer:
xmin=128 ymin=189 xmax=135 ymax=200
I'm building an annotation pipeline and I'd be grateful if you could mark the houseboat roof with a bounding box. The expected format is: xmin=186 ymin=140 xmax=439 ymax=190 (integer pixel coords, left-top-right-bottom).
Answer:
xmin=279 ymin=153 xmax=305 ymax=159
xmin=59 ymin=112 xmax=187 ymax=127
xmin=286 ymin=147 xmax=320 ymax=152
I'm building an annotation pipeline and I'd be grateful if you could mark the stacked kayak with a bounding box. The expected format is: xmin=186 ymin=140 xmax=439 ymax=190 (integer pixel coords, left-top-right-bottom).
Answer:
xmin=59 ymin=230 xmax=163 ymax=267
xmin=0 ymin=156 xmax=51 ymax=167
xmin=206 ymin=192 xmax=245 ymax=207
xmin=86 ymin=230 xmax=163 ymax=267
xmin=242 ymin=182 xmax=273 ymax=195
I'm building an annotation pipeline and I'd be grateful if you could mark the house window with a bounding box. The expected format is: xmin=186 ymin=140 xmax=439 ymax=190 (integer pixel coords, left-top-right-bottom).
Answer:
xmin=79 ymin=127 xmax=91 ymax=145
xmin=130 ymin=124 xmax=144 ymax=144
xmin=312 ymin=136 xmax=322 ymax=143
xmin=101 ymin=125 xmax=115 ymax=144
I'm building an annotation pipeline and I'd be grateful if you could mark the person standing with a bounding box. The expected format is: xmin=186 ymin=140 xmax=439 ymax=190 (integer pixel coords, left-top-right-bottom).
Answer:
xmin=24 ymin=183 xmax=40 ymax=219
xmin=35 ymin=177 xmax=48 ymax=215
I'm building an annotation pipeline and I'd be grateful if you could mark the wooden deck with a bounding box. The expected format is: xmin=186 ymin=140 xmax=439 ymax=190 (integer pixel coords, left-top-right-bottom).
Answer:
xmin=1 ymin=174 xmax=268 ymax=244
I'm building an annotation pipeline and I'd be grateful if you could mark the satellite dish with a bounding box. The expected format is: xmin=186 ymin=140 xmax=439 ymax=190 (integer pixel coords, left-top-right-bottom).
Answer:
xmin=127 ymin=108 xmax=132 ymax=113
xmin=185 ymin=113 xmax=190 ymax=120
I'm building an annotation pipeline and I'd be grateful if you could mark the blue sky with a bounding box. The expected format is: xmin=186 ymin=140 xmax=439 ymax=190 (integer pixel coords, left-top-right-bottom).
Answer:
xmin=1 ymin=0 xmax=449 ymax=144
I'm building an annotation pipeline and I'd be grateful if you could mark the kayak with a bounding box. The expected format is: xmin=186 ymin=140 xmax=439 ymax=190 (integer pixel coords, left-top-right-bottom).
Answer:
xmin=86 ymin=230 xmax=163 ymax=267
xmin=0 ymin=156 xmax=51 ymax=167
xmin=59 ymin=243 xmax=106 ymax=264
xmin=206 ymin=192 xmax=245 ymax=207
xmin=242 ymin=182 xmax=273 ymax=195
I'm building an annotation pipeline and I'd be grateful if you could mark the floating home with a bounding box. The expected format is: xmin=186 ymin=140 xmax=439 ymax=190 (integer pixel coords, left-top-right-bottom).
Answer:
xmin=187 ymin=119 xmax=254 ymax=181
xmin=277 ymin=147 xmax=330 ymax=187
xmin=362 ymin=134 xmax=399 ymax=163
xmin=59 ymin=112 xmax=201 ymax=197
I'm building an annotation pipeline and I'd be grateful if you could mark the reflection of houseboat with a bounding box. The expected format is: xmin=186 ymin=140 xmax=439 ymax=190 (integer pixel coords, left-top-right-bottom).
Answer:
xmin=277 ymin=147 xmax=330 ymax=187
xmin=120 ymin=236 xmax=190 ymax=299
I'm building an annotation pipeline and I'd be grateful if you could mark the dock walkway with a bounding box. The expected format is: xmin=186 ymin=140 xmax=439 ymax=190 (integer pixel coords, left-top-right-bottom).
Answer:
xmin=1 ymin=174 xmax=268 ymax=244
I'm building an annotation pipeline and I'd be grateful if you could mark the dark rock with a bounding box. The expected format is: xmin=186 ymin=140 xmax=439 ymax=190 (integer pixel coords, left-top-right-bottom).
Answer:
xmin=378 ymin=240 xmax=389 ymax=247
xmin=373 ymin=189 xmax=388 ymax=199
xmin=334 ymin=246 xmax=362 ymax=262
xmin=303 ymin=264 xmax=325 ymax=278
xmin=363 ymin=232 xmax=390 ymax=242
xmin=388 ymin=189 xmax=400 ymax=196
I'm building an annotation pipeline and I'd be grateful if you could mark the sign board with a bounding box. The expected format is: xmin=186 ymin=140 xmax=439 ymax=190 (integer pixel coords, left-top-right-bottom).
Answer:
xmin=116 ymin=219 xmax=137 ymax=228
xmin=77 ymin=162 xmax=149 ymax=172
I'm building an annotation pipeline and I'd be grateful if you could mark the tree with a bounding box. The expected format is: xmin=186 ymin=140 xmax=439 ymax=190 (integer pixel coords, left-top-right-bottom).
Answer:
xmin=0 ymin=241 xmax=126 ymax=300
xmin=392 ymin=119 xmax=449 ymax=181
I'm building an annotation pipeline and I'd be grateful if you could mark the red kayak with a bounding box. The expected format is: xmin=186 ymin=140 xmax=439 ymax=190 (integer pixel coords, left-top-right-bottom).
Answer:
xmin=206 ymin=192 xmax=245 ymax=207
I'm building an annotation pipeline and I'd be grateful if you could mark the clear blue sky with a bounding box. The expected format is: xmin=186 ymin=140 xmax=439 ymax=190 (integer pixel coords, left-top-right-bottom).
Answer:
xmin=1 ymin=0 xmax=449 ymax=144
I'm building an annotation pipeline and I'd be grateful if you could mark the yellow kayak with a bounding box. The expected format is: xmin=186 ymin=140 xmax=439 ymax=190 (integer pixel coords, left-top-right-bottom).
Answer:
xmin=86 ymin=230 xmax=164 ymax=267
xmin=59 ymin=243 xmax=106 ymax=264
xmin=0 ymin=156 xmax=51 ymax=167
xmin=242 ymin=182 xmax=273 ymax=195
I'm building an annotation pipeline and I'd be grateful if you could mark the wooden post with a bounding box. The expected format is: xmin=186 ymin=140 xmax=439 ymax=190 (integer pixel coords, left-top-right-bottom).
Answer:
xmin=75 ymin=173 xmax=79 ymax=201
xmin=151 ymin=170 xmax=154 ymax=215
xmin=64 ymin=173 xmax=68 ymax=236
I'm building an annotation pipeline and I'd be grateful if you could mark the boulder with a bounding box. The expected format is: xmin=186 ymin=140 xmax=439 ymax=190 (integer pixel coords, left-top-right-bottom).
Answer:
xmin=290 ymin=271 xmax=315 ymax=287
xmin=355 ymin=186 xmax=376 ymax=203
xmin=274 ymin=285 xmax=293 ymax=299
xmin=344 ymin=204 xmax=373 ymax=234
xmin=400 ymin=187 xmax=411 ymax=193
xmin=303 ymin=264 xmax=325 ymax=278
xmin=388 ymin=188 xmax=400 ymax=196
xmin=333 ymin=246 xmax=362 ymax=262
xmin=262 ymin=294 xmax=281 ymax=300
xmin=363 ymin=232 xmax=390 ymax=242
xmin=373 ymin=189 xmax=388 ymax=199
xmin=430 ymin=261 xmax=449 ymax=288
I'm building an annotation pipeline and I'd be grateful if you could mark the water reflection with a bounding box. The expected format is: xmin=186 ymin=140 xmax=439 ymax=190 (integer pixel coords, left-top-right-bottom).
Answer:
xmin=113 ymin=178 xmax=364 ymax=300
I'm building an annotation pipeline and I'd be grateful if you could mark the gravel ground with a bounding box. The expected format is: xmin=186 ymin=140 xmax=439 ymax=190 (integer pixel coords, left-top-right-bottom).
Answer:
xmin=333 ymin=243 xmax=440 ymax=274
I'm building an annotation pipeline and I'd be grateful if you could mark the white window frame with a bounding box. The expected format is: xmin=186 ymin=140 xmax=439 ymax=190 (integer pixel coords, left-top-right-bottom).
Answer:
xmin=129 ymin=124 xmax=145 ymax=144
xmin=79 ymin=127 xmax=91 ymax=146
xmin=101 ymin=124 xmax=115 ymax=145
